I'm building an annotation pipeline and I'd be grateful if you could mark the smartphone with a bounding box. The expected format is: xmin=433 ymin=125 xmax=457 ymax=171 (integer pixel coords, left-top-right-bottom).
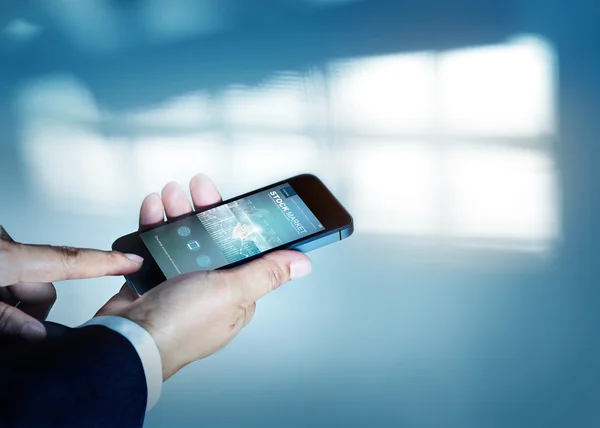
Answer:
xmin=112 ymin=174 xmax=353 ymax=294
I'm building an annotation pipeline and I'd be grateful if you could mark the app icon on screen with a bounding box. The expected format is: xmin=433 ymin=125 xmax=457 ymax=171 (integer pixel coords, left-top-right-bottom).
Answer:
xmin=196 ymin=255 xmax=212 ymax=268
xmin=186 ymin=240 xmax=201 ymax=251
xmin=178 ymin=226 xmax=192 ymax=237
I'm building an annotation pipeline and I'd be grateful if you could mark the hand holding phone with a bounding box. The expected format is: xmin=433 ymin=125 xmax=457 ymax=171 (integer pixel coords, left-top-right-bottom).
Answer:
xmin=99 ymin=174 xmax=314 ymax=380
xmin=113 ymin=174 xmax=353 ymax=295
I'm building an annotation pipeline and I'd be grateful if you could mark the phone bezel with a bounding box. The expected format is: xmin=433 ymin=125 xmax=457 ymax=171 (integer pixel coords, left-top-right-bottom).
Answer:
xmin=112 ymin=174 xmax=353 ymax=295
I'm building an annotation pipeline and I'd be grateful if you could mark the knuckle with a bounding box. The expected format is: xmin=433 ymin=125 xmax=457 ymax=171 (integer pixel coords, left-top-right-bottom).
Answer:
xmin=0 ymin=225 xmax=17 ymax=254
xmin=108 ymin=251 xmax=123 ymax=264
xmin=0 ymin=237 xmax=15 ymax=254
xmin=58 ymin=246 xmax=81 ymax=279
xmin=0 ymin=243 xmax=8 ymax=269
xmin=263 ymin=261 xmax=287 ymax=291
xmin=235 ymin=304 xmax=247 ymax=318
xmin=0 ymin=225 xmax=12 ymax=243
xmin=244 ymin=303 xmax=256 ymax=327
xmin=231 ymin=304 xmax=250 ymax=331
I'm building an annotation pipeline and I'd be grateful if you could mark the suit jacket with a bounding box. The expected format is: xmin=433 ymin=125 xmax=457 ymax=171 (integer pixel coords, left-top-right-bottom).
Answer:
xmin=0 ymin=322 xmax=147 ymax=428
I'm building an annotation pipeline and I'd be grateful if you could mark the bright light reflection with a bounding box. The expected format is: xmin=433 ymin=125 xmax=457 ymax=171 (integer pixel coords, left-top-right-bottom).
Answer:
xmin=438 ymin=36 xmax=555 ymax=137
xmin=329 ymin=52 xmax=436 ymax=134
xmin=230 ymin=135 xmax=320 ymax=194
xmin=333 ymin=34 xmax=558 ymax=252
xmin=447 ymin=144 xmax=559 ymax=244
xmin=16 ymin=35 xmax=560 ymax=254
xmin=16 ymin=75 xmax=134 ymax=214
xmin=21 ymin=123 xmax=133 ymax=214
xmin=350 ymin=143 xmax=438 ymax=235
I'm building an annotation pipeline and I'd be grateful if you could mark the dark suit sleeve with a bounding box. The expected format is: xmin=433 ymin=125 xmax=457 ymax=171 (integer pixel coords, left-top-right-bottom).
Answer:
xmin=0 ymin=322 xmax=147 ymax=428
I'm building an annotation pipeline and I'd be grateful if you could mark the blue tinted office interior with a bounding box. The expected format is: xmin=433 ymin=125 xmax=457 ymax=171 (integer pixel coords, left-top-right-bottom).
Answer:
xmin=1 ymin=1 xmax=599 ymax=427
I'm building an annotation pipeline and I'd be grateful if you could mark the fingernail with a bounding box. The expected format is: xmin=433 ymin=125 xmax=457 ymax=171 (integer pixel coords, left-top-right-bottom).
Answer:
xmin=290 ymin=258 xmax=312 ymax=280
xmin=21 ymin=322 xmax=46 ymax=341
xmin=125 ymin=253 xmax=144 ymax=264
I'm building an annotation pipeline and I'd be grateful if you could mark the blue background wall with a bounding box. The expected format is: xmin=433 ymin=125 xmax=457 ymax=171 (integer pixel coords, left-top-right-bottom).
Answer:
xmin=1 ymin=1 xmax=599 ymax=426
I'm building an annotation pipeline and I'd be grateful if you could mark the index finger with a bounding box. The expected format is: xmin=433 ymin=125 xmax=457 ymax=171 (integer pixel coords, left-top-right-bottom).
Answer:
xmin=0 ymin=241 xmax=143 ymax=287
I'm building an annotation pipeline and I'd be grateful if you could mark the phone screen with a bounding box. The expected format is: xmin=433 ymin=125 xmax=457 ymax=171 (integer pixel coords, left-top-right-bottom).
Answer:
xmin=140 ymin=183 xmax=325 ymax=278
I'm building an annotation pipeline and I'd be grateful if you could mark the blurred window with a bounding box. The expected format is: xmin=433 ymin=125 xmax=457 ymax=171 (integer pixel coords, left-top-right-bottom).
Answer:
xmin=17 ymin=35 xmax=558 ymax=253
xmin=330 ymin=36 xmax=558 ymax=252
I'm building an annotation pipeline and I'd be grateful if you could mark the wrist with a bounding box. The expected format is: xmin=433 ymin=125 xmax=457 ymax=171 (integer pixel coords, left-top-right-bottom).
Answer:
xmin=118 ymin=312 xmax=179 ymax=381
xmin=83 ymin=315 xmax=164 ymax=410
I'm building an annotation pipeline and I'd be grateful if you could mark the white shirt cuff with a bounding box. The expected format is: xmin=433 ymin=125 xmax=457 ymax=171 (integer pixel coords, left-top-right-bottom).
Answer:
xmin=78 ymin=316 xmax=163 ymax=411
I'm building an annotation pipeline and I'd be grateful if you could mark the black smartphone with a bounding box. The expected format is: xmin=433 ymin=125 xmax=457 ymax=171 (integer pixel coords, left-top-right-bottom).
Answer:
xmin=112 ymin=174 xmax=353 ymax=295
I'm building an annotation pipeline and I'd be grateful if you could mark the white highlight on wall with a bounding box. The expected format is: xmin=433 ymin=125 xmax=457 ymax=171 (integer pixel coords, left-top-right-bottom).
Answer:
xmin=16 ymin=35 xmax=559 ymax=254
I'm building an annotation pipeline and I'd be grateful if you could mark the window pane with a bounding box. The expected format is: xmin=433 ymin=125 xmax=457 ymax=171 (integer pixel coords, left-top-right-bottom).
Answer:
xmin=349 ymin=143 xmax=438 ymax=235
xmin=446 ymin=143 xmax=559 ymax=250
xmin=438 ymin=36 xmax=556 ymax=138
xmin=329 ymin=53 xmax=436 ymax=135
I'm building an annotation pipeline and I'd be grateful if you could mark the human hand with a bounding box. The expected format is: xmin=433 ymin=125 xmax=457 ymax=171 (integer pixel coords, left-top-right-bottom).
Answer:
xmin=97 ymin=174 xmax=312 ymax=380
xmin=0 ymin=226 xmax=144 ymax=340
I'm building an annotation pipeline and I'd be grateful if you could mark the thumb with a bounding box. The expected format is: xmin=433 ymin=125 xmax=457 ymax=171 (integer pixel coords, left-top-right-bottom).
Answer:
xmin=220 ymin=250 xmax=312 ymax=305
xmin=96 ymin=284 xmax=139 ymax=317
xmin=0 ymin=302 xmax=46 ymax=340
